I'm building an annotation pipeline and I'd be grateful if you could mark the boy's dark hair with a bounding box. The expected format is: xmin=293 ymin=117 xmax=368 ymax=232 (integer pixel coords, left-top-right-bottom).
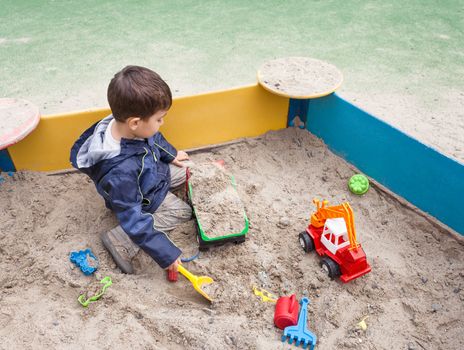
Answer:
xmin=107 ymin=65 xmax=172 ymax=121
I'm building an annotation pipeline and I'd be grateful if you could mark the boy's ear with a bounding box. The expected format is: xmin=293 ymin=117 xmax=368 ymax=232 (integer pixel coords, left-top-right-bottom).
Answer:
xmin=127 ymin=116 xmax=141 ymax=131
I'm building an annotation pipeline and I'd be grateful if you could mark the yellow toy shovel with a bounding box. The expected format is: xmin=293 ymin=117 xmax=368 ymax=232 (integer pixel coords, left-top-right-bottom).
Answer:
xmin=178 ymin=264 xmax=214 ymax=302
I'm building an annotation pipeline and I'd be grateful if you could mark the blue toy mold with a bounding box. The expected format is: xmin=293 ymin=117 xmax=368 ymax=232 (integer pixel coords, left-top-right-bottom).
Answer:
xmin=70 ymin=248 xmax=98 ymax=275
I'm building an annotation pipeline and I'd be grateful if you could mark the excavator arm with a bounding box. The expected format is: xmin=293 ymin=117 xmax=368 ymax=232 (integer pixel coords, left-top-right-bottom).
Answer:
xmin=310 ymin=199 xmax=359 ymax=250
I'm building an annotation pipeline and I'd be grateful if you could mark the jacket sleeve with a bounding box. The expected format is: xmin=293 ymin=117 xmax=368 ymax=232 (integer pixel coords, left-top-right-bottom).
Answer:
xmin=154 ymin=132 xmax=177 ymax=163
xmin=103 ymin=171 xmax=181 ymax=269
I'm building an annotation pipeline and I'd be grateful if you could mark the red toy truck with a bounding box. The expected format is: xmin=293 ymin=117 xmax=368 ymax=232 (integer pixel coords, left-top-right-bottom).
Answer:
xmin=299 ymin=199 xmax=371 ymax=283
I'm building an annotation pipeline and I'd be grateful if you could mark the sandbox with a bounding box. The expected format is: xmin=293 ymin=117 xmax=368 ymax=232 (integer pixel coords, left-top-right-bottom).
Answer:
xmin=1 ymin=127 xmax=462 ymax=349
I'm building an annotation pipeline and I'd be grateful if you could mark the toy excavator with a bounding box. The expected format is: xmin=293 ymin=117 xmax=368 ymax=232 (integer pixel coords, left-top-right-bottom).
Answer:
xmin=299 ymin=198 xmax=371 ymax=283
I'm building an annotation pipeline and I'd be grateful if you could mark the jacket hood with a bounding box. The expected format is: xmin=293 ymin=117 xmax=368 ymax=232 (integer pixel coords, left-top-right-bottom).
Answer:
xmin=70 ymin=115 xmax=145 ymax=179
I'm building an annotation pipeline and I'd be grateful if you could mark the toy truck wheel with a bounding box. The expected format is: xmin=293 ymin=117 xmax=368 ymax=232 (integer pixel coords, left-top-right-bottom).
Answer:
xmin=321 ymin=257 xmax=341 ymax=279
xmin=299 ymin=232 xmax=314 ymax=252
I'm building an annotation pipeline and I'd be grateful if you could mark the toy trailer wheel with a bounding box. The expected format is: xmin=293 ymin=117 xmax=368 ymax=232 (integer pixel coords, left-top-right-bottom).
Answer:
xmin=299 ymin=232 xmax=314 ymax=253
xmin=196 ymin=234 xmax=210 ymax=252
xmin=321 ymin=257 xmax=341 ymax=279
xmin=234 ymin=237 xmax=246 ymax=245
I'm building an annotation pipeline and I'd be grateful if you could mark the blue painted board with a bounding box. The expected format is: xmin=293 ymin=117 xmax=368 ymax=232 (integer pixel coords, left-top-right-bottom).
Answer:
xmin=301 ymin=94 xmax=464 ymax=235
xmin=0 ymin=149 xmax=16 ymax=172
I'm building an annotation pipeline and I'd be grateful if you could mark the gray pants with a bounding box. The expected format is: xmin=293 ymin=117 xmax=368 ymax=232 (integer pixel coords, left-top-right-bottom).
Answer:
xmin=152 ymin=165 xmax=192 ymax=231
xmin=114 ymin=164 xmax=192 ymax=256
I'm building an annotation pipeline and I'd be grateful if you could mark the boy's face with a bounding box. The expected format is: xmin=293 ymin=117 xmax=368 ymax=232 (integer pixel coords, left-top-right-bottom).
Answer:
xmin=133 ymin=109 xmax=167 ymax=138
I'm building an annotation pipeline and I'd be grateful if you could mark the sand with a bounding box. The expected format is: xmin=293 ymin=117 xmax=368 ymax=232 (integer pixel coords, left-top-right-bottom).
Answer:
xmin=257 ymin=57 xmax=343 ymax=98
xmin=188 ymin=163 xmax=246 ymax=238
xmin=1 ymin=128 xmax=463 ymax=349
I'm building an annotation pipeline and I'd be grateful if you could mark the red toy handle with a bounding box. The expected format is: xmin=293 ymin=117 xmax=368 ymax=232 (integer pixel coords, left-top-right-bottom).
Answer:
xmin=167 ymin=269 xmax=178 ymax=282
xmin=289 ymin=294 xmax=297 ymax=313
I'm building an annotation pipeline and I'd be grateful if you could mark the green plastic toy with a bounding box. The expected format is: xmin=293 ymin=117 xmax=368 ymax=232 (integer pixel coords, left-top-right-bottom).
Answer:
xmin=78 ymin=276 xmax=112 ymax=307
xmin=187 ymin=167 xmax=249 ymax=251
xmin=348 ymin=174 xmax=370 ymax=195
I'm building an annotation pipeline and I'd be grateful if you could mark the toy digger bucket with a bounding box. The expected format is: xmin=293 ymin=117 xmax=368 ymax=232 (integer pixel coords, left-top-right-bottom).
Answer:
xmin=178 ymin=265 xmax=214 ymax=302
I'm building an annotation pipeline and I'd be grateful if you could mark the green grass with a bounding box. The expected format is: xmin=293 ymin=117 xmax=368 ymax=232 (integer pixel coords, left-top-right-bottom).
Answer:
xmin=1 ymin=1 xmax=463 ymax=159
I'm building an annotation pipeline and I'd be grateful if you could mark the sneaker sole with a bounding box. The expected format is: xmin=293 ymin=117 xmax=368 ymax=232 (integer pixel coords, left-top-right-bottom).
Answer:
xmin=101 ymin=231 xmax=134 ymax=274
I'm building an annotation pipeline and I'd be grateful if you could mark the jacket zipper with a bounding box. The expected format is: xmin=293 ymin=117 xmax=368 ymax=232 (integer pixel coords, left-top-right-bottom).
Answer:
xmin=139 ymin=147 xmax=180 ymax=252
xmin=138 ymin=148 xmax=150 ymax=206
xmin=151 ymin=147 xmax=158 ymax=162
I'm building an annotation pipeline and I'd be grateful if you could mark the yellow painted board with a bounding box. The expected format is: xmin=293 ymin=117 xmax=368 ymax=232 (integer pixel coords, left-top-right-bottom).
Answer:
xmin=8 ymin=108 xmax=110 ymax=171
xmin=162 ymin=84 xmax=288 ymax=150
xmin=9 ymin=84 xmax=288 ymax=171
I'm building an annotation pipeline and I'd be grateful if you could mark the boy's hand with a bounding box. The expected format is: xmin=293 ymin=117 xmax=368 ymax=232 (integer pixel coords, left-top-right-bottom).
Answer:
xmin=176 ymin=150 xmax=189 ymax=161
xmin=166 ymin=258 xmax=180 ymax=272
xmin=172 ymin=150 xmax=189 ymax=167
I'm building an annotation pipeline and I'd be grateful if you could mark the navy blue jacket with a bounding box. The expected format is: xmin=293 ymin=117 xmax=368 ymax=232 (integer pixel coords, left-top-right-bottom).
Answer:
xmin=70 ymin=115 xmax=181 ymax=268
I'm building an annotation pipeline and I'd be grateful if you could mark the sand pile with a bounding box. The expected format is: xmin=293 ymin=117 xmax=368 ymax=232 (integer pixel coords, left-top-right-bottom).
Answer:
xmin=0 ymin=127 xmax=463 ymax=350
xmin=189 ymin=163 xmax=246 ymax=238
xmin=257 ymin=57 xmax=343 ymax=97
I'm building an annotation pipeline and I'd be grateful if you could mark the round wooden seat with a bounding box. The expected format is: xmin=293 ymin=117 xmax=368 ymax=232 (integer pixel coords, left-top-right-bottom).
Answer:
xmin=257 ymin=57 xmax=343 ymax=99
xmin=0 ymin=98 xmax=40 ymax=150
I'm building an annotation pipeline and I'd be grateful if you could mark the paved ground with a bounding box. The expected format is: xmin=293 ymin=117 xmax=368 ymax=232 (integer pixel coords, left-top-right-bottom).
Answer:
xmin=1 ymin=0 xmax=463 ymax=161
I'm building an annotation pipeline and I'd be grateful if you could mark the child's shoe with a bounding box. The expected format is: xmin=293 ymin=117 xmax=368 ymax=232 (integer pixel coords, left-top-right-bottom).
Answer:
xmin=101 ymin=226 xmax=140 ymax=274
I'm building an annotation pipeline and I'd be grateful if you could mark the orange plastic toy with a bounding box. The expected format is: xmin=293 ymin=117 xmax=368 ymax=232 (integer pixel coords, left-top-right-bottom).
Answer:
xmin=299 ymin=199 xmax=371 ymax=283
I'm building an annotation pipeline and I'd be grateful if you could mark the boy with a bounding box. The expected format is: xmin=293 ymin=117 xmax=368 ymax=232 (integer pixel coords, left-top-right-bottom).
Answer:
xmin=70 ymin=65 xmax=192 ymax=275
